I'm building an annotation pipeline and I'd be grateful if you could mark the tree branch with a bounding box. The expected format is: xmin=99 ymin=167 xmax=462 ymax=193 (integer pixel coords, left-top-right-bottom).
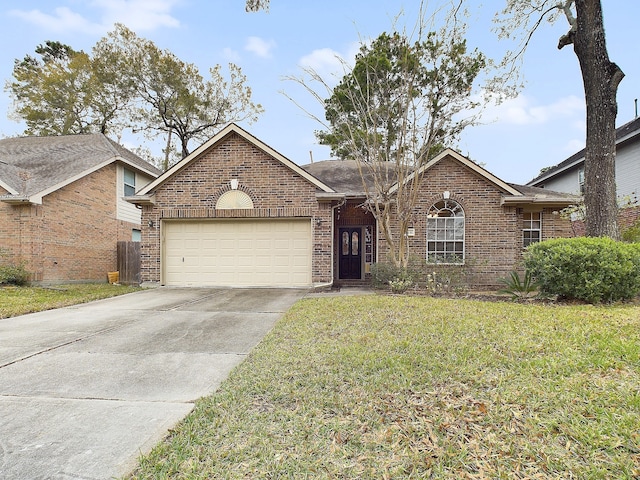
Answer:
xmin=557 ymin=0 xmax=577 ymax=49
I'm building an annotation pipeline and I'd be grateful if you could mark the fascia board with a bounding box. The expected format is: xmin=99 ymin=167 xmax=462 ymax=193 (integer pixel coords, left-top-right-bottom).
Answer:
xmin=389 ymin=148 xmax=522 ymax=197
xmin=138 ymin=124 xmax=335 ymax=195
xmin=29 ymin=158 xmax=115 ymax=204
xmin=0 ymin=179 xmax=19 ymax=195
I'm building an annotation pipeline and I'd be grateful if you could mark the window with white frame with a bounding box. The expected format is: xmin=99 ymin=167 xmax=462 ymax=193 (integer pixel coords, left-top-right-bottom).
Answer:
xmin=426 ymin=199 xmax=465 ymax=264
xmin=523 ymin=211 xmax=542 ymax=247
xmin=578 ymin=167 xmax=585 ymax=194
xmin=124 ymin=168 xmax=136 ymax=196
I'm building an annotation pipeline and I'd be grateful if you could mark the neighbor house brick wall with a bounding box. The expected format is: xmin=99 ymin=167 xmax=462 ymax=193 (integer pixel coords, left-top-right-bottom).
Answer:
xmin=1 ymin=164 xmax=140 ymax=283
xmin=140 ymin=132 xmax=332 ymax=285
xmin=567 ymin=205 xmax=639 ymax=237
xmin=0 ymin=188 xmax=45 ymax=281
xmin=0 ymin=186 xmax=22 ymax=260
xmin=378 ymin=157 xmax=573 ymax=288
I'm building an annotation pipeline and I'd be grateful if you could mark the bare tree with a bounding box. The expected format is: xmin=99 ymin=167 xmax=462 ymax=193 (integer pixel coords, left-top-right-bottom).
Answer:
xmin=287 ymin=3 xmax=487 ymax=269
xmin=496 ymin=0 xmax=623 ymax=238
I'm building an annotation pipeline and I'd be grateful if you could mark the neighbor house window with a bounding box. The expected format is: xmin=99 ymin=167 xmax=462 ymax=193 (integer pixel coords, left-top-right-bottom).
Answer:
xmin=578 ymin=167 xmax=585 ymax=194
xmin=523 ymin=212 xmax=542 ymax=247
xmin=124 ymin=168 xmax=136 ymax=196
xmin=132 ymin=229 xmax=141 ymax=242
xmin=426 ymin=199 xmax=465 ymax=264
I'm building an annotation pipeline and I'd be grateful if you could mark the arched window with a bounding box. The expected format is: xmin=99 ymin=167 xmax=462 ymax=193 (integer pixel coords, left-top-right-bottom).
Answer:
xmin=426 ymin=199 xmax=464 ymax=263
xmin=215 ymin=190 xmax=254 ymax=210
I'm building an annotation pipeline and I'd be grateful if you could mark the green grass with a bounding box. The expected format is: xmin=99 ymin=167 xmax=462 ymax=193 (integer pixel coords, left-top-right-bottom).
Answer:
xmin=127 ymin=296 xmax=640 ymax=479
xmin=0 ymin=283 xmax=141 ymax=319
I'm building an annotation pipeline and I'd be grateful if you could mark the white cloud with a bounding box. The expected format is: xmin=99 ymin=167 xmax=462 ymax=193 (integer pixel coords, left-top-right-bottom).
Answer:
xmin=481 ymin=94 xmax=584 ymax=126
xmin=222 ymin=47 xmax=241 ymax=63
xmin=298 ymin=42 xmax=360 ymax=83
xmin=8 ymin=7 xmax=101 ymax=35
xmin=8 ymin=0 xmax=181 ymax=35
xmin=245 ymin=36 xmax=276 ymax=59
xmin=92 ymin=0 xmax=181 ymax=31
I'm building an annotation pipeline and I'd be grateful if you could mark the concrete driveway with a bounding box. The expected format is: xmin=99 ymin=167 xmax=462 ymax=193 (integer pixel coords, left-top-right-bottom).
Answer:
xmin=0 ymin=287 xmax=306 ymax=480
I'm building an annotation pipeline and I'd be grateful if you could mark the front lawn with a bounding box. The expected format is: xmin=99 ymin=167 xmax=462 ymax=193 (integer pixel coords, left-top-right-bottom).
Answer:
xmin=0 ymin=283 xmax=141 ymax=319
xmin=128 ymin=296 xmax=640 ymax=479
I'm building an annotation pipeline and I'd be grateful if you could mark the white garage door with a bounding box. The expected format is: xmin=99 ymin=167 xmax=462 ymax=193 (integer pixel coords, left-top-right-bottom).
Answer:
xmin=163 ymin=219 xmax=312 ymax=287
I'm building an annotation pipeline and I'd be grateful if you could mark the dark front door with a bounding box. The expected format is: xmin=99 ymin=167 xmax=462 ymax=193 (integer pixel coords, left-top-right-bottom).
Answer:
xmin=339 ymin=227 xmax=362 ymax=279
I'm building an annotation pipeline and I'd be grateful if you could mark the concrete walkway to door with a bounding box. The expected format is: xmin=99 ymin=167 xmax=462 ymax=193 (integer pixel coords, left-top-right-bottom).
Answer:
xmin=0 ymin=287 xmax=306 ymax=480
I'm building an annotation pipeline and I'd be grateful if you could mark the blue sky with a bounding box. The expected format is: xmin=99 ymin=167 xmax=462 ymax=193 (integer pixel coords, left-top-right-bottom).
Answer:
xmin=0 ymin=1 xmax=638 ymax=185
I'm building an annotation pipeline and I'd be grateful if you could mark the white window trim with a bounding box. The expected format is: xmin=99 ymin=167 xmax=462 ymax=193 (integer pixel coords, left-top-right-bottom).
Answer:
xmin=523 ymin=211 xmax=542 ymax=248
xmin=216 ymin=190 xmax=254 ymax=209
xmin=124 ymin=168 xmax=136 ymax=197
xmin=426 ymin=199 xmax=465 ymax=265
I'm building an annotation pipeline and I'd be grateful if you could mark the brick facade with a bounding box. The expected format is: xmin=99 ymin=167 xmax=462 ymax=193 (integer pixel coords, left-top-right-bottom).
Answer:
xmin=1 ymin=164 xmax=140 ymax=283
xmin=139 ymin=132 xmax=332 ymax=285
xmin=376 ymin=157 xmax=573 ymax=287
xmin=135 ymin=127 xmax=575 ymax=290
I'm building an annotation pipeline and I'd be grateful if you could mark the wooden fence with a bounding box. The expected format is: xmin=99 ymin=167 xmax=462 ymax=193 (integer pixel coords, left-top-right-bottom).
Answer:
xmin=117 ymin=241 xmax=141 ymax=285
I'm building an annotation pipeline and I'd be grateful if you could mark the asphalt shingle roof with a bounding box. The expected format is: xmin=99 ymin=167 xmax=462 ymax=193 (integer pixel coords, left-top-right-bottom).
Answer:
xmin=0 ymin=134 xmax=161 ymax=197
xmin=302 ymin=158 xmax=575 ymax=202
xmin=527 ymin=116 xmax=640 ymax=185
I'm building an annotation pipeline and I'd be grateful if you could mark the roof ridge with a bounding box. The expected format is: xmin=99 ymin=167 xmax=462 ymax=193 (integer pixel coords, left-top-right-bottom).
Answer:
xmin=97 ymin=133 xmax=122 ymax=158
xmin=527 ymin=116 xmax=640 ymax=185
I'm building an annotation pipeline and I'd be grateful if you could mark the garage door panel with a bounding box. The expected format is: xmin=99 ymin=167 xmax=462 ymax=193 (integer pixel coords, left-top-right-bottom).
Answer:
xmin=163 ymin=219 xmax=311 ymax=287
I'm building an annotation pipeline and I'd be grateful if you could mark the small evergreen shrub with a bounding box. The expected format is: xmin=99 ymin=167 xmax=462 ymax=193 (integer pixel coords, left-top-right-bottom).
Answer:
xmin=371 ymin=255 xmax=475 ymax=294
xmin=524 ymin=237 xmax=640 ymax=303
xmin=0 ymin=251 xmax=31 ymax=286
xmin=370 ymin=262 xmax=404 ymax=289
xmin=370 ymin=261 xmax=415 ymax=293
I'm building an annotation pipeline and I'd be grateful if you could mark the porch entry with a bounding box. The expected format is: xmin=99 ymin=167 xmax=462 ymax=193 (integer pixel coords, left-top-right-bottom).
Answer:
xmin=339 ymin=227 xmax=362 ymax=279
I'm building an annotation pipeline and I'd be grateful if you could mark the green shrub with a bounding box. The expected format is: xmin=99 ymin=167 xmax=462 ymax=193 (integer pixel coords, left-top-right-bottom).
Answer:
xmin=370 ymin=261 xmax=404 ymax=289
xmin=0 ymin=249 xmax=31 ymax=286
xmin=371 ymin=255 xmax=475 ymax=295
xmin=523 ymin=237 xmax=640 ymax=303
xmin=498 ymin=270 xmax=538 ymax=300
xmin=621 ymin=219 xmax=640 ymax=243
xmin=370 ymin=261 xmax=415 ymax=293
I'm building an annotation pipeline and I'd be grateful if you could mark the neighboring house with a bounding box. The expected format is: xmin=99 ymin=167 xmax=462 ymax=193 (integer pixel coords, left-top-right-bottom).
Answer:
xmin=527 ymin=116 xmax=640 ymax=203
xmin=128 ymin=123 xmax=576 ymax=289
xmin=0 ymin=134 xmax=161 ymax=283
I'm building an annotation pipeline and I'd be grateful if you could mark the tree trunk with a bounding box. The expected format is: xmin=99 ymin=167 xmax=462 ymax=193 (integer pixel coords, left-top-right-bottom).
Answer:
xmin=571 ymin=0 xmax=624 ymax=238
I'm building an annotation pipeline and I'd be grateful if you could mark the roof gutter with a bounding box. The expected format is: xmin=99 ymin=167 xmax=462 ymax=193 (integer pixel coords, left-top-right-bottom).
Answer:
xmin=124 ymin=194 xmax=156 ymax=206
xmin=0 ymin=195 xmax=36 ymax=205
xmin=315 ymin=192 xmax=345 ymax=202
xmin=501 ymin=195 xmax=581 ymax=208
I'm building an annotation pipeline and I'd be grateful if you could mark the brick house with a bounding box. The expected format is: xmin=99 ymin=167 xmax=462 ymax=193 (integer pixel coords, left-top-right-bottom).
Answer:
xmin=0 ymin=134 xmax=161 ymax=283
xmin=129 ymin=123 xmax=576 ymax=289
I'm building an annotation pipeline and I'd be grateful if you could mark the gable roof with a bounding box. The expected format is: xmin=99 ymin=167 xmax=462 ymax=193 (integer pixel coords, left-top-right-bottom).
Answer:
xmin=137 ymin=123 xmax=335 ymax=197
xmin=527 ymin=116 xmax=640 ymax=186
xmin=394 ymin=148 xmax=523 ymax=196
xmin=303 ymin=148 xmax=577 ymax=208
xmin=0 ymin=133 xmax=161 ymax=204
